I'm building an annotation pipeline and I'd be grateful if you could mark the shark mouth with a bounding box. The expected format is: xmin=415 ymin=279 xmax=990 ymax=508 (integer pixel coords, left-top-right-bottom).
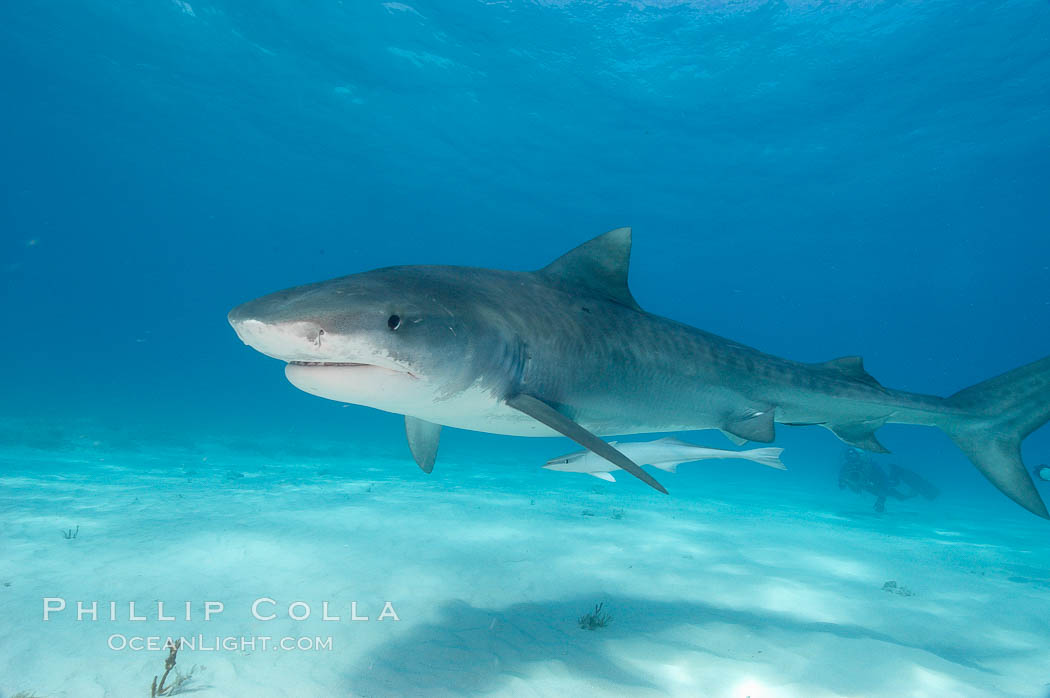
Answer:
xmin=288 ymin=360 xmax=418 ymax=378
xmin=289 ymin=361 xmax=371 ymax=367
xmin=284 ymin=359 xmax=422 ymax=407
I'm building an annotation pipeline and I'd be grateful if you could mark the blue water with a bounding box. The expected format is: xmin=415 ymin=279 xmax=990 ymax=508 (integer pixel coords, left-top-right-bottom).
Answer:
xmin=2 ymin=2 xmax=1050 ymax=696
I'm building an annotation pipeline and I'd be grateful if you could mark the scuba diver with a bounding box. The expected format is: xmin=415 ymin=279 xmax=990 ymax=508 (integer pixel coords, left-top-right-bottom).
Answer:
xmin=838 ymin=448 xmax=940 ymax=513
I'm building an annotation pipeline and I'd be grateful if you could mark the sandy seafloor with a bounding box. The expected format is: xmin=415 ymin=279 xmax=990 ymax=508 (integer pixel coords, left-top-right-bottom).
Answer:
xmin=1 ymin=422 xmax=1049 ymax=698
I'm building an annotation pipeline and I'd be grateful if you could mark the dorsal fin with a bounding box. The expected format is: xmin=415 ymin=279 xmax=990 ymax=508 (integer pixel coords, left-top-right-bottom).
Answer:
xmin=818 ymin=356 xmax=882 ymax=388
xmin=653 ymin=436 xmax=692 ymax=448
xmin=538 ymin=227 xmax=642 ymax=311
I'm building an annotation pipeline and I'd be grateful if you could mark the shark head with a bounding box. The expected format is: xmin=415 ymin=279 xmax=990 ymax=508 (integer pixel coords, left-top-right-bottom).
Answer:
xmin=228 ymin=266 xmax=512 ymax=416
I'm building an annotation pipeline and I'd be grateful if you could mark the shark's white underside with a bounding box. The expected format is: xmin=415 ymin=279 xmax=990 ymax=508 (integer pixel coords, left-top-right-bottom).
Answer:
xmin=284 ymin=363 xmax=702 ymax=437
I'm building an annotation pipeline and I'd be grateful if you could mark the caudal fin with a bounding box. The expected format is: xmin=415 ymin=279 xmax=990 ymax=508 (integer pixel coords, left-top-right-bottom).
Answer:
xmin=944 ymin=355 xmax=1050 ymax=519
xmin=739 ymin=447 xmax=787 ymax=470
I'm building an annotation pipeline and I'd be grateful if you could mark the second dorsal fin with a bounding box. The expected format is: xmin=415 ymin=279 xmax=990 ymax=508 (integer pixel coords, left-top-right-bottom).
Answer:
xmin=818 ymin=356 xmax=882 ymax=388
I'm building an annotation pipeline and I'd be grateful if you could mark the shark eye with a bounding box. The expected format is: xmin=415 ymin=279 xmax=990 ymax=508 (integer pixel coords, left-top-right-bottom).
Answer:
xmin=387 ymin=314 xmax=402 ymax=331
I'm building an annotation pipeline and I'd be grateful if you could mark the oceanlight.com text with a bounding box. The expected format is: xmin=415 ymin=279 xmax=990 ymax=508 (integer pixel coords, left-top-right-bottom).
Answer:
xmin=108 ymin=634 xmax=334 ymax=652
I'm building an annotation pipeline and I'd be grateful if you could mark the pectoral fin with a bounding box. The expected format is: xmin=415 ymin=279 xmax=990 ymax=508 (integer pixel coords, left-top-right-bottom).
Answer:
xmin=590 ymin=472 xmax=616 ymax=482
xmin=405 ymin=416 xmax=441 ymax=473
xmin=506 ymin=393 xmax=668 ymax=494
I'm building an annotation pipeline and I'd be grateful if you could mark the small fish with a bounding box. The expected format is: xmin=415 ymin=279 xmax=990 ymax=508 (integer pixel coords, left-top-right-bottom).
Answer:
xmin=543 ymin=437 xmax=786 ymax=482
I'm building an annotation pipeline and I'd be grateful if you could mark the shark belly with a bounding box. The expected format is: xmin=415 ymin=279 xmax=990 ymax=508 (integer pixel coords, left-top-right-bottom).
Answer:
xmin=285 ymin=362 xmax=557 ymax=436
xmin=284 ymin=363 xmax=715 ymax=437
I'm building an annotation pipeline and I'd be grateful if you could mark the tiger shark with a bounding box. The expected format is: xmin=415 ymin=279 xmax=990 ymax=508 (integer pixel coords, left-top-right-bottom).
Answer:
xmin=228 ymin=228 xmax=1050 ymax=519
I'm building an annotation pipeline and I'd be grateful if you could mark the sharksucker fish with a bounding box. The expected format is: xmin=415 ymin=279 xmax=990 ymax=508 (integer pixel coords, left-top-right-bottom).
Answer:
xmin=543 ymin=437 xmax=786 ymax=481
xmin=228 ymin=228 xmax=1050 ymax=519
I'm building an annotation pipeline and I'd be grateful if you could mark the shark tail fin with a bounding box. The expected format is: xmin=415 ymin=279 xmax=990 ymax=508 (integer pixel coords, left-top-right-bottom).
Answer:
xmin=943 ymin=355 xmax=1050 ymax=519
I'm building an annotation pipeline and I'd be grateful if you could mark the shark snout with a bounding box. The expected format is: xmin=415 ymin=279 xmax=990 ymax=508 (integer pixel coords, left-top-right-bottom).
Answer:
xmin=228 ymin=302 xmax=330 ymax=362
xmin=227 ymin=295 xmax=292 ymax=328
xmin=227 ymin=301 xmax=253 ymax=328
